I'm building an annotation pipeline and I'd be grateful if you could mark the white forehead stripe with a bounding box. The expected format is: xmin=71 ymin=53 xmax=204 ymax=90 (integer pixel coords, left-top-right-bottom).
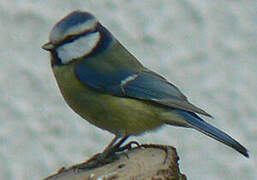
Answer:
xmin=56 ymin=32 xmax=100 ymax=64
xmin=50 ymin=19 xmax=98 ymax=44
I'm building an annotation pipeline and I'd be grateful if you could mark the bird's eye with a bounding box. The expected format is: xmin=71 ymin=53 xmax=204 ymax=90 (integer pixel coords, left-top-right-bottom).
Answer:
xmin=59 ymin=28 xmax=98 ymax=46
xmin=64 ymin=35 xmax=77 ymax=43
xmin=54 ymin=35 xmax=78 ymax=48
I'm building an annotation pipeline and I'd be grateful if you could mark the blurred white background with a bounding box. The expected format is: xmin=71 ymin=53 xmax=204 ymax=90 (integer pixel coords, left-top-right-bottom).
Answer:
xmin=0 ymin=0 xmax=256 ymax=179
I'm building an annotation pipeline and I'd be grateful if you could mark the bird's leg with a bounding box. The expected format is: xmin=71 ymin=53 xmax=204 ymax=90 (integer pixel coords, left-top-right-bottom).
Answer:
xmin=89 ymin=136 xmax=129 ymax=164
xmin=77 ymin=136 xmax=129 ymax=170
xmin=109 ymin=136 xmax=130 ymax=150
xmin=97 ymin=136 xmax=130 ymax=161
xmin=101 ymin=136 xmax=129 ymax=156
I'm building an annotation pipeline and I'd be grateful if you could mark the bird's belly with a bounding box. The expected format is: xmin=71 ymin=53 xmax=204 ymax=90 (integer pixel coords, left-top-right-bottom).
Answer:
xmin=62 ymin=88 xmax=164 ymax=136
xmin=53 ymin=66 xmax=164 ymax=136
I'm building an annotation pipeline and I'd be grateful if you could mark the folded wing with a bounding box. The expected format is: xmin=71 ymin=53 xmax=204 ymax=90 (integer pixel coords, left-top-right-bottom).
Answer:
xmin=75 ymin=63 xmax=212 ymax=117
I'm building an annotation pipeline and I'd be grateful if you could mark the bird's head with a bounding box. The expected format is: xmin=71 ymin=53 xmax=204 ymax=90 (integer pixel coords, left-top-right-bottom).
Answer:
xmin=42 ymin=10 xmax=114 ymax=66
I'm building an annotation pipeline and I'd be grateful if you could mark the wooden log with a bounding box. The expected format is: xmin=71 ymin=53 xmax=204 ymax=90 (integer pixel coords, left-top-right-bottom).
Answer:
xmin=43 ymin=144 xmax=186 ymax=180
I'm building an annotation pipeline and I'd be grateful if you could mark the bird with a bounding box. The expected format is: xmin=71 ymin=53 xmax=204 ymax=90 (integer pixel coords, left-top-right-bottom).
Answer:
xmin=42 ymin=10 xmax=249 ymax=158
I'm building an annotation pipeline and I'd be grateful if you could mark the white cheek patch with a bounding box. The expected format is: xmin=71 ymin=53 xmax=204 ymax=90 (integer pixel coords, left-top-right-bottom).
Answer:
xmin=56 ymin=32 xmax=100 ymax=64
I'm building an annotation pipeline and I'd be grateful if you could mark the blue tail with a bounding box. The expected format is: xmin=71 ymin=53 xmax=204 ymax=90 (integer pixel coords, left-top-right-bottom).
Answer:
xmin=180 ymin=111 xmax=249 ymax=158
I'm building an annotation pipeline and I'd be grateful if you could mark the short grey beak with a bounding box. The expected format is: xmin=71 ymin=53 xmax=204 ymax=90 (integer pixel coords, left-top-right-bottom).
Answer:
xmin=42 ymin=42 xmax=54 ymax=51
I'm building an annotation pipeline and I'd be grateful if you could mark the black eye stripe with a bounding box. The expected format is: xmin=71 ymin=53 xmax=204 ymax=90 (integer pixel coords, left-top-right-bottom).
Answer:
xmin=51 ymin=49 xmax=63 ymax=66
xmin=57 ymin=28 xmax=98 ymax=47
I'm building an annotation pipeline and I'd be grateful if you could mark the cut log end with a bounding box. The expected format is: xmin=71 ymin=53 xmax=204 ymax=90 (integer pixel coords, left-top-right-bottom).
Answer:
xmin=43 ymin=144 xmax=186 ymax=180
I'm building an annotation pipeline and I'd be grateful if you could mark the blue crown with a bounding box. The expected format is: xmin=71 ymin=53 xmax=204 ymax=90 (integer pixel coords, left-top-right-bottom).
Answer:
xmin=55 ymin=11 xmax=95 ymax=33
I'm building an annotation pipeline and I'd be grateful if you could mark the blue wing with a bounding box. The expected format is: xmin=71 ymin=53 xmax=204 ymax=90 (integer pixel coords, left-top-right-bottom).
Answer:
xmin=75 ymin=63 xmax=212 ymax=117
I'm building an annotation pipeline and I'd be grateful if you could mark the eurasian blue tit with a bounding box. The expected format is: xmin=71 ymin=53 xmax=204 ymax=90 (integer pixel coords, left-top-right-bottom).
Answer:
xmin=42 ymin=10 xmax=248 ymax=157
